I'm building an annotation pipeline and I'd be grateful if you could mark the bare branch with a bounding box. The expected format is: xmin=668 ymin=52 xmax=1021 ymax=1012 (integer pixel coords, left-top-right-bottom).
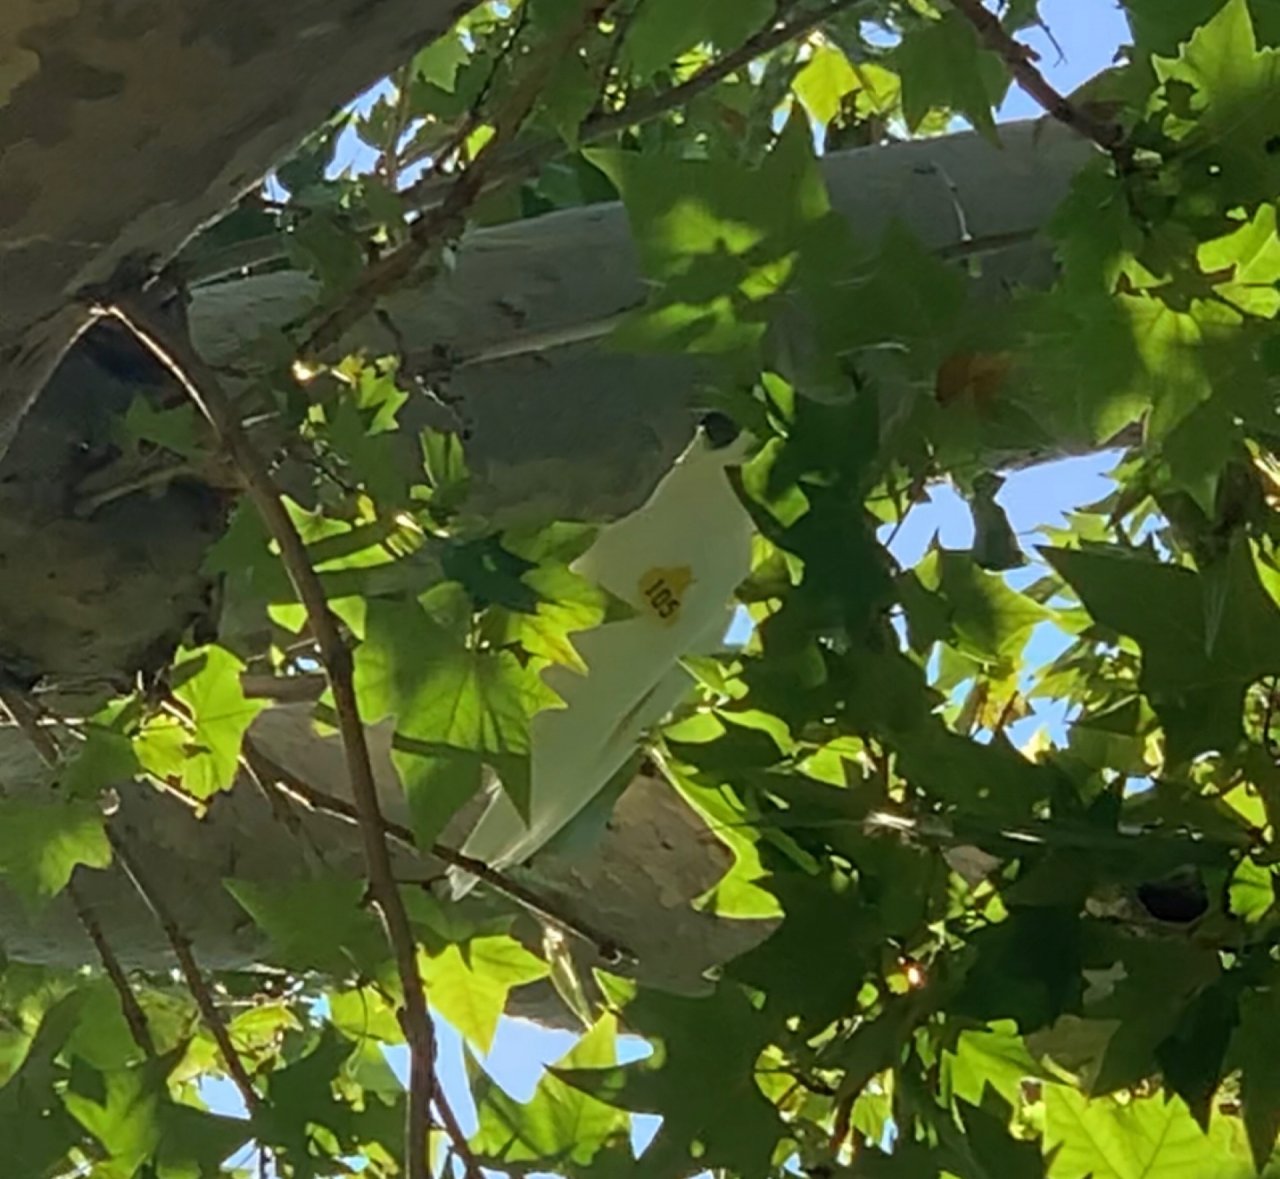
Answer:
xmin=948 ymin=0 xmax=1129 ymax=163
xmin=401 ymin=0 xmax=871 ymax=214
xmin=94 ymin=295 xmax=452 ymax=1179
xmin=243 ymin=739 xmax=636 ymax=966
xmin=109 ymin=830 xmax=260 ymax=1111
xmin=0 ymin=677 xmax=65 ymax=768
xmin=189 ymin=0 xmax=874 ymax=289
xmin=69 ymin=880 xmax=157 ymax=1058
xmin=0 ymin=680 xmax=158 ymax=1060
xmin=299 ymin=0 xmax=608 ymax=359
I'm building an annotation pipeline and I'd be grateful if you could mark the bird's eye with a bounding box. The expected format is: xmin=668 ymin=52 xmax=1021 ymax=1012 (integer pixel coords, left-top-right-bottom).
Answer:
xmin=700 ymin=411 xmax=740 ymax=450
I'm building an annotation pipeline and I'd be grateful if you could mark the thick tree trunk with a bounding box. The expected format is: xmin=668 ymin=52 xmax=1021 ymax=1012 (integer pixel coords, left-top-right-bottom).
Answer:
xmin=191 ymin=118 xmax=1096 ymax=525
xmin=0 ymin=0 xmax=1101 ymax=1006
xmin=0 ymin=0 xmax=464 ymax=452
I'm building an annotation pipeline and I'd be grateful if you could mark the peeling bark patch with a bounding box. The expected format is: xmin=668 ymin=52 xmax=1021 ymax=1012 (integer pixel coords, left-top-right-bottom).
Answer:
xmin=180 ymin=0 xmax=280 ymax=64
xmin=95 ymin=0 xmax=168 ymax=41
xmin=0 ymin=175 xmax=38 ymax=230
xmin=0 ymin=26 xmax=125 ymax=148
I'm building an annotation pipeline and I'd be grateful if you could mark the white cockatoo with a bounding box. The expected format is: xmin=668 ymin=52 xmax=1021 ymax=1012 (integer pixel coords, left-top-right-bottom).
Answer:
xmin=449 ymin=416 xmax=755 ymax=895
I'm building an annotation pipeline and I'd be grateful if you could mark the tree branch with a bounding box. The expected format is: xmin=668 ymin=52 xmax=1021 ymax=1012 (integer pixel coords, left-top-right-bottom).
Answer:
xmin=188 ymin=0 xmax=874 ymax=289
xmin=69 ymin=880 xmax=157 ymax=1058
xmin=947 ymin=0 xmax=1129 ymax=163
xmin=0 ymin=677 xmax=64 ymax=768
xmin=243 ymin=739 xmax=636 ymax=966
xmin=0 ymin=680 xmax=157 ymax=1059
xmin=109 ymin=830 xmax=260 ymax=1111
xmin=92 ymin=296 xmax=447 ymax=1179
xmin=299 ymin=0 xmax=608 ymax=359
xmin=402 ymin=0 xmax=871 ymax=212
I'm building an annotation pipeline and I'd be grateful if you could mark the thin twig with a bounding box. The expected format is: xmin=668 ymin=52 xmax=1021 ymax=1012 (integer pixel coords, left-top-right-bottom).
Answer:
xmin=243 ymin=739 xmax=636 ymax=966
xmin=403 ymin=0 xmax=869 ymax=210
xmin=0 ymin=681 xmax=158 ymax=1059
xmin=94 ymin=295 xmax=453 ymax=1179
xmin=587 ymin=0 xmax=644 ymax=119
xmin=189 ymin=0 xmax=870 ymax=289
xmin=399 ymin=1 xmax=533 ymax=177
xmin=109 ymin=830 xmax=261 ymax=1112
xmin=379 ymin=64 xmax=416 ymax=189
xmin=948 ymin=0 xmax=1129 ymax=163
xmin=1263 ymin=676 xmax=1279 ymax=762
xmin=69 ymin=880 xmax=157 ymax=1057
xmin=0 ymin=677 xmax=64 ymax=767
xmin=300 ymin=1 xmax=607 ymax=359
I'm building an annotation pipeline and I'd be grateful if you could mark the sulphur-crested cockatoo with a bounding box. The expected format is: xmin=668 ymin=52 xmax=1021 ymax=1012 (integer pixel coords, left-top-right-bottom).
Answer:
xmin=449 ymin=416 xmax=755 ymax=895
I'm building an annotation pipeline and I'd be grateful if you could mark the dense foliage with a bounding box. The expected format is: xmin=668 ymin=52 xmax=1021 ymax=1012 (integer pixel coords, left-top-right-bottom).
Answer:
xmin=6 ymin=0 xmax=1280 ymax=1175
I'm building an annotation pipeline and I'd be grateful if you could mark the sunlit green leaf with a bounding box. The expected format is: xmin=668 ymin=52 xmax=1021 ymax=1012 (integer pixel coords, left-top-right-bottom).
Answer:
xmin=472 ymin=1015 xmax=629 ymax=1166
xmin=418 ymin=934 xmax=548 ymax=1053
xmin=0 ymin=799 xmax=110 ymax=906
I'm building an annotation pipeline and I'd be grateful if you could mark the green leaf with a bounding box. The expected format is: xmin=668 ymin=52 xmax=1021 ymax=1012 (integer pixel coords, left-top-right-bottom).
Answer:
xmin=412 ymin=31 xmax=469 ymax=91
xmin=1199 ymin=202 xmax=1280 ymax=318
xmin=661 ymin=759 xmax=785 ymax=919
xmin=959 ymin=1093 xmax=1047 ymax=1179
xmin=472 ymin=1015 xmax=630 ymax=1167
xmin=60 ymin=705 xmax=141 ymax=799
xmin=0 ymin=989 xmax=91 ymax=1176
xmin=1228 ymin=855 xmax=1276 ymax=922
xmin=355 ymin=597 xmax=561 ymax=840
xmin=225 ymin=874 xmax=389 ymax=979
xmin=288 ymin=210 xmax=366 ymax=292
xmin=1151 ymin=0 xmax=1280 ymax=209
xmin=1047 ymin=541 xmax=1280 ymax=763
xmin=1154 ymin=979 xmax=1239 ymax=1125
xmin=955 ymin=908 xmax=1084 ymax=1033
xmin=558 ymin=983 xmax=785 ymax=1176
xmin=172 ymin=644 xmax=268 ymax=796
xmin=1086 ymin=935 xmax=1222 ymax=1096
xmin=491 ymin=559 xmax=622 ymax=672
xmin=257 ymin=1026 xmax=363 ymax=1167
xmin=418 ymin=934 xmax=548 ymax=1053
xmin=122 ymin=396 xmax=201 ymax=458
xmin=1044 ymin=1086 xmax=1250 ymax=1179
xmin=66 ymin=1054 xmax=247 ymax=1179
xmin=134 ymin=645 xmax=267 ymax=801
xmin=944 ymin=1021 xmax=1046 ymax=1109
xmin=623 ymin=0 xmax=773 ymax=78
xmin=587 ymin=117 xmax=831 ymax=357
xmin=907 ymin=549 xmax=1053 ymax=669
xmin=726 ymin=869 xmax=882 ymax=1034
xmin=1230 ymin=984 xmax=1280 ymax=1169
xmin=0 ymin=798 xmax=110 ymax=906
xmin=896 ymin=11 xmax=1008 ymax=141
xmin=793 ymin=44 xmax=861 ymax=125
xmin=1122 ymin=0 xmax=1280 ymax=55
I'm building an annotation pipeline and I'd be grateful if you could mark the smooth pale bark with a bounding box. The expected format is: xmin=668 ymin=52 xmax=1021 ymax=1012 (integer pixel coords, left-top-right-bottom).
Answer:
xmin=191 ymin=118 xmax=1097 ymax=525
xmin=0 ymin=14 xmax=1101 ymax=1007
xmin=0 ymin=0 xmax=464 ymax=453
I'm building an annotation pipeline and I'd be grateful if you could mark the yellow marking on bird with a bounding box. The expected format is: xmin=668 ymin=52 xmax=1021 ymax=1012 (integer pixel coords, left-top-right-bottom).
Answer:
xmin=638 ymin=565 xmax=693 ymax=626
